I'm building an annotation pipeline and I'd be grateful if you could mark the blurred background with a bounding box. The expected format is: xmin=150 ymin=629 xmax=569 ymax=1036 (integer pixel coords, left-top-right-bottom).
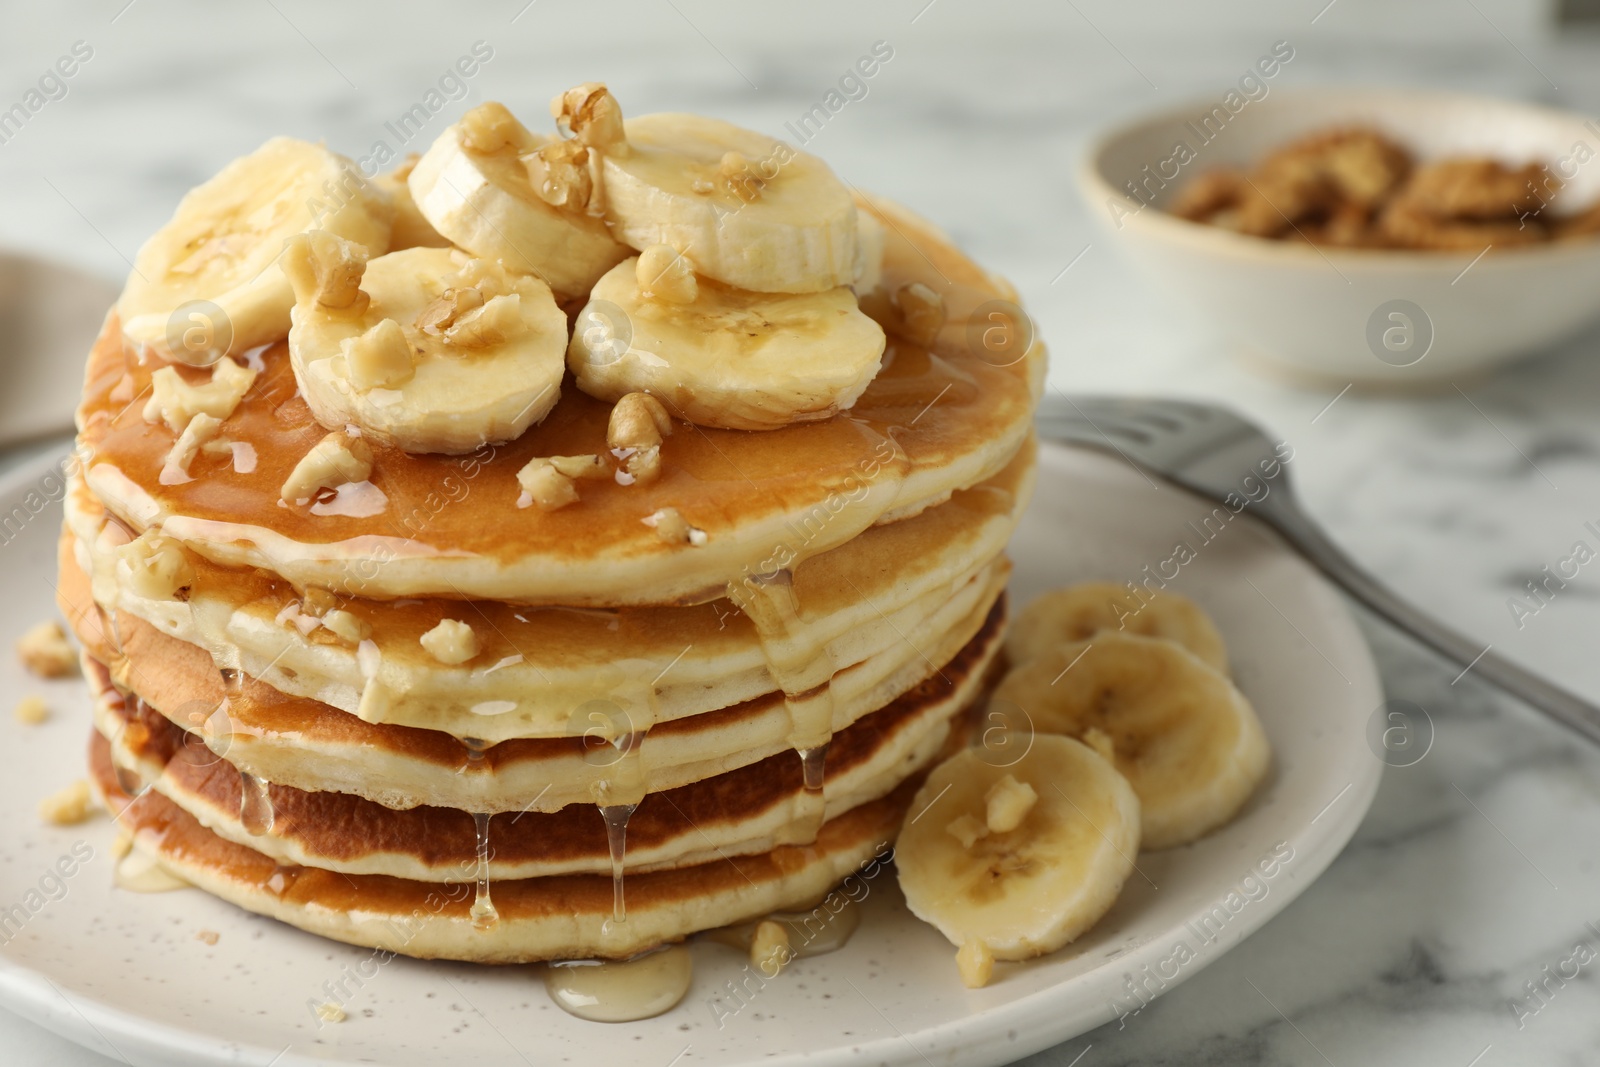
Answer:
xmin=5 ymin=1 xmax=1600 ymax=1063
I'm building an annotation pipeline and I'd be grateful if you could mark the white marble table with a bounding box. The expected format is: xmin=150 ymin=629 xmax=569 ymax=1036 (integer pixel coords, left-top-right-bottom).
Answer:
xmin=4 ymin=1 xmax=1600 ymax=1063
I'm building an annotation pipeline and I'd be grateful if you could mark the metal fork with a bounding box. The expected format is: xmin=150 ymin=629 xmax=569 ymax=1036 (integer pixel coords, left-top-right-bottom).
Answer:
xmin=1036 ymin=395 xmax=1600 ymax=746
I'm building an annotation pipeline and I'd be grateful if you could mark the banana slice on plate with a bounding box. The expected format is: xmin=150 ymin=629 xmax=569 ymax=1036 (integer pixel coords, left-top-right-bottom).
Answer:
xmin=283 ymin=236 xmax=567 ymax=454
xmin=601 ymin=110 xmax=858 ymax=294
xmin=897 ymin=736 xmax=1140 ymax=976
xmin=374 ymin=157 xmax=451 ymax=251
xmin=1006 ymin=581 xmax=1230 ymax=675
xmin=117 ymin=137 xmax=394 ymax=365
xmin=568 ymin=248 xmax=886 ymax=431
xmin=992 ymin=631 xmax=1270 ymax=850
xmin=408 ymin=102 xmax=630 ymax=298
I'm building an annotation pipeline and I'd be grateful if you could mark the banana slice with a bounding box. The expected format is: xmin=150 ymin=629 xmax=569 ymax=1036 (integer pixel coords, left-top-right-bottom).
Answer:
xmin=283 ymin=237 xmax=566 ymax=454
xmin=408 ymin=102 xmax=630 ymax=298
xmin=992 ymin=631 xmax=1269 ymax=849
xmin=601 ymin=111 xmax=858 ymax=293
xmin=897 ymin=736 xmax=1140 ymax=971
xmin=1007 ymin=582 xmax=1230 ymax=675
xmin=117 ymin=137 xmax=393 ymax=365
xmin=568 ymin=250 xmax=886 ymax=431
xmin=374 ymin=157 xmax=450 ymax=250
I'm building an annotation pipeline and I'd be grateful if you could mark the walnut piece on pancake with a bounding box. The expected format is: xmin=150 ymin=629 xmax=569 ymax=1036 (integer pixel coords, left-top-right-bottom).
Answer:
xmin=321 ymin=609 xmax=371 ymax=644
xmin=143 ymin=357 xmax=258 ymax=435
xmin=39 ymin=779 xmax=95 ymax=826
xmin=281 ymin=432 xmax=374 ymax=505
xmin=116 ymin=531 xmax=195 ymax=601
xmin=14 ymin=694 xmax=48 ymax=725
xmin=17 ymin=620 xmax=76 ymax=678
xmin=642 ymin=507 xmax=707 ymax=547
xmin=160 ymin=412 xmax=223 ymax=485
xmin=608 ymin=392 xmax=673 ymax=487
xmin=420 ymin=618 xmax=479 ymax=665
xmin=516 ymin=454 xmax=609 ymax=511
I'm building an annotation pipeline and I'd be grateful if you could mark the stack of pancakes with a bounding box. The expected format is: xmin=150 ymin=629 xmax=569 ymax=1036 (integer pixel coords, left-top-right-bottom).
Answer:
xmin=59 ymin=194 xmax=1043 ymax=962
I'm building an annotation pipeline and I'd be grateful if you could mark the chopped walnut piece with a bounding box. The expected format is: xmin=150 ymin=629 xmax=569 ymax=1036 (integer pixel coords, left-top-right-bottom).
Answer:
xmin=420 ymin=618 xmax=478 ymax=665
xmin=160 ymin=412 xmax=223 ymax=485
xmin=415 ymin=287 xmax=485 ymax=335
xmin=516 ymin=455 xmax=606 ymax=510
xmin=40 ymin=779 xmax=95 ymax=826
xmin=984 ymin=774 xmax=1038 ymax=834
xmin=608 ymin=392 xmax=673 ymax=486
xmin=116 ymin=531 xmax=195 ymax=601
xmin=523 ymin=139 xmax=594 ymax=211
xmin=443 ymin=294 xmax=526 ymax=348
xmin=282 ymin=432 xmax=374 ymax=505
xmin=517 ymin=460 xmax=578 ymax=511
xmin=343 ymin=318 xmax=416 ymax=390
xmin=643 ymin=507 xmax=706 ymax=546
xmin=957 ymin=940 xmax=995 ymax=989
xmin=17 ymin=621 xmax=76 ymax=678
xmin=280 ymin=231 xmax=370 ymax=312
xmin=751 ymin=920 xmax=791 ymax=978
xmin=14 ymin=695 xmax=48 ymax=725
xmin=460 ymin=101 xmax=535 ymax=154
xmin=636 ymin=245 xmax=698 ymax=305
xmin=551 ymin=83 xmax=626 ymax=150
xmin=321 ymin=609 xmax=371 ymax=644
xmin=893 ymin=282 xmax=945 ymax=346
xmin=144 ymin=357 xmax=258 ymax=434
xmin=1397 ymin=158 xmax=1548 ymax=220
xmin=300 ymin=587 xmax=338 ymax=617
xmin=196 ymin=930 xmax=220 ymax=946
xmin=945 ymin=812 xmax=988 ymax=849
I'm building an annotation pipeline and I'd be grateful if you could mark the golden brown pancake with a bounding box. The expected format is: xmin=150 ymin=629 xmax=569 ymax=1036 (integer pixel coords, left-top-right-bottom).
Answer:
xmin=90 ymin=731 xmax=918 ymax=963
xmin=78 ymin=205 xmax=1044 ymax=604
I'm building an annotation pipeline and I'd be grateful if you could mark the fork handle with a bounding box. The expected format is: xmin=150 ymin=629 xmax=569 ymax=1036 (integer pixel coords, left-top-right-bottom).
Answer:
xmin=1269 ymin=510 xmax=1600 ymax=746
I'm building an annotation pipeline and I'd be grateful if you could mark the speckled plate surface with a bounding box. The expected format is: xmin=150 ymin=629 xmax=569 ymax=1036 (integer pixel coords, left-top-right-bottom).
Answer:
xmin=0 ymin=441 xmax=1383 ymax=1067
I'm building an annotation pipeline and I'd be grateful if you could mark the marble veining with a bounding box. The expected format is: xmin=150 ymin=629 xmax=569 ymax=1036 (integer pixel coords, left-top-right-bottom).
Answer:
xmin=4 ymin=1 xmax=1600 ymax=1063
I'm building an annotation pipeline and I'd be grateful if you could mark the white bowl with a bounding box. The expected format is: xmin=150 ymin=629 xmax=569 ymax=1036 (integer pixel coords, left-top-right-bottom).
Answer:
xmin=1079 ymin=88 xmax=1600 ymax=386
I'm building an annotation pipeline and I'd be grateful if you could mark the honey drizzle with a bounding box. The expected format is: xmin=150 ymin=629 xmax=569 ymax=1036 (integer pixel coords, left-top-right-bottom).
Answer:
xmin=544 ymin=944 xmax=693 ymax=1023
xmin=239 ymin=771 xmax=275 ymax=836
xmin=725 ymin=570 xmax=837 ymax=844
xmin=591 ymin=720 xmax=648 ymax=947
xmin=462 ymin=738 xmax=500 ymax=930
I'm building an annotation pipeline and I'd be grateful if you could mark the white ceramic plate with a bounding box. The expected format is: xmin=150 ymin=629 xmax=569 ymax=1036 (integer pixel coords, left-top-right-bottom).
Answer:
xmin=0 ymin=441 xmax=1383 ymax=1067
